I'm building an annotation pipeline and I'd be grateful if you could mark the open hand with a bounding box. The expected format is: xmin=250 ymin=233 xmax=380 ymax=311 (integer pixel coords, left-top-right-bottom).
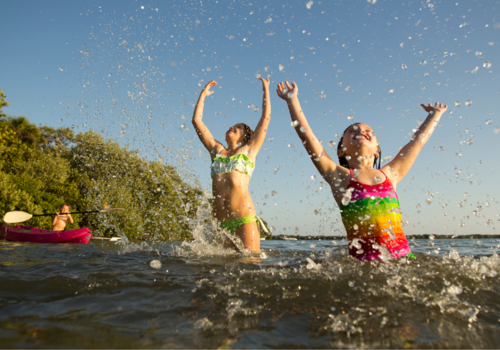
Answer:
xmin=201 ymin=80 xmax=217 ymax=97
xmin=420 ymin=102 xmax=448 ymax=114
xmin=276 ymin=81 xmax=298 ymax=101
xmin=259 ymin=77 xmax=270 ymax=91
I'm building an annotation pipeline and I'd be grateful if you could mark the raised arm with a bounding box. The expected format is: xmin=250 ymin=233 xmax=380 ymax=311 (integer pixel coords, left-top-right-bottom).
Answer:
xmin=384 ymin=102 xmax=448 ymax=185
xmin=192 ymin=81 xmax=223 ymax=155
xmin=276 ymin=81 xmax=346 ymax=180
xmin=246 ymin=78 xmax=271 ymax=157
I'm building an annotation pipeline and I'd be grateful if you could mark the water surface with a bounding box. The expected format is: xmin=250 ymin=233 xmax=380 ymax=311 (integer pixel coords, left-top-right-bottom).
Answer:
xmin=0 ymin=238 xmax=499 ymax=348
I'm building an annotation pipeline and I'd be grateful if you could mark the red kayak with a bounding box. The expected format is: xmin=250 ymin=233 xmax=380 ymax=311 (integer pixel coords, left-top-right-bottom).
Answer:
xmin=0 ymin=225 xmax=92 ymax=244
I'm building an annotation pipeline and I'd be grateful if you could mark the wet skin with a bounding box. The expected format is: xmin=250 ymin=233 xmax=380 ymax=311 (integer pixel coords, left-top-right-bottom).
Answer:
xmin=192 ymin=79 xmax=271 ymax=253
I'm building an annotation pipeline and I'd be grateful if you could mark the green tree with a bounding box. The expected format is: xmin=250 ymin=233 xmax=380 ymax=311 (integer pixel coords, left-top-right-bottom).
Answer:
xmin=7 ymin=116 xmax=42 ymax=146
xmin=70 ymin=131 xmax=202 ymax=239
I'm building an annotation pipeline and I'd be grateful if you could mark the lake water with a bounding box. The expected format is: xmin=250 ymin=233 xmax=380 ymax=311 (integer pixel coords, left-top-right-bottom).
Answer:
xmin=0 ymin=237 xmax=499 ymax=348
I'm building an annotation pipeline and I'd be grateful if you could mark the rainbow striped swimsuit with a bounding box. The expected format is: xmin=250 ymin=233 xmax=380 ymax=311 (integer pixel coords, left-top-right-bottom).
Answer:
xmin=340 ymin=169 xmax=411 ymax=261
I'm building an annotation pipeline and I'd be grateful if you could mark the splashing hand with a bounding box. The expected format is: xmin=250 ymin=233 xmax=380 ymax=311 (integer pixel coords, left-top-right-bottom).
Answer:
xmin=276 ymin=81 xmax=298 ymax=101
xmin=201 ymin=80 xmax=217 ymax=97
xmin=258 ymin=77 xmax=270 ymax=91
xmin=420 ymin=102 xmax=448 ymax=114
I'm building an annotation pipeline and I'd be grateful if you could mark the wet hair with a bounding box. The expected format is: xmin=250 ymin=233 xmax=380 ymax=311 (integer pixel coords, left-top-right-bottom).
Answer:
xmin=240 ymin=123 xmax=254 ymax=144
xmin=337 ymin=123 xmax=382 ymax=169
xmin=60 ymin=203 xmax=71 ymax=211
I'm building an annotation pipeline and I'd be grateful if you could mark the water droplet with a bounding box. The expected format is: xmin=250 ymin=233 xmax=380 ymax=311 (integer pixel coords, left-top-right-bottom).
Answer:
xmin=374 ymin=176 xmax=382 ymax=183
xmin=483 ymin=61 xmax=492 ymax=69
xmin=287 ymin=92 xmax=294 ymax=98
xmin=401 ymin=63 xmax=407 ymax=70
xmin=264 ymin=66 xmax=270 ymax=72
xmin=475 ymin=51 xmax=482 ymax=58
xmin=400 ymin=43 xmax=404 ymax=48
xmin=279 ymin=64 xmax=285 ymax=72
xmin=59 ymin=67 xmax=64 ymax=71
xmin=428 ymin=242 xmax=434 ymax=247
xmin=345 ymin=156 xmax=351 ymax=160
xmin=288 ymin=143 xmax=292 ymax=147
xmin=353 ymin=224 xmax=359 ymax=230
xmin=150 ymin=260 xmax=162 ymax=269
xmin=311 ymin=175 xmax=317 ymax=180
xmin=141 ymin=6 xmax=145 ymax=9
xmin=465 ymin=100 xmax=472 ymax=107
xmin=300 ymin=126 xmax=306 ymax=133
xmin=306 ymin=0 xmax=314 ymax=9
xmin=388 ymin=89 xmax=394 ymax=94
xmin=347 ymin=115 xmax=353 ymax=120
xmin=429 ymin=235 xmax=435 ymax=240
xmin=494 ymin=127 xmax=500 ymax=134
xmin=455 ymin=101 xmax=461 ymax=107
xmin=328 ymin=141 xmax=336 ymax=147
xmin=455 ymin=153 xmax=462 ymax=158
xmin=485 ymin=119 xmax=493 ymax=125
xmin=271 ymin=190 xmax=278 ymax=196
xmin=341 ymin=188 xmax=354 ymax=206
xmin=291 ymin=120 xmax=299 ymax=127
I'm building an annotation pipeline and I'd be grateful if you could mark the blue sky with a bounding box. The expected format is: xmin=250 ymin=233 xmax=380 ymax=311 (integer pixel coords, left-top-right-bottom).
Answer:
xmin=2 ymin=0 xmax=499 ymax=236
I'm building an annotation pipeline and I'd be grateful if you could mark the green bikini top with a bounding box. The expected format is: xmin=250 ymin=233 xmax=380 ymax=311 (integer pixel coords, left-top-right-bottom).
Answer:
xmin=211 ymin=147 xmax=255 ymax=178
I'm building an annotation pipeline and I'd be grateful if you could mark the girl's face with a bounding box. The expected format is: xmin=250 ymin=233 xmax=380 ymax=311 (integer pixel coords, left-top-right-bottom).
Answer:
xmin=338 ymin=123 xmax=379 ymax=158
xmin=60 ymin=205 xmax=70 ymax=214
xmin=226 ymin=124 xmax=246 ymax=143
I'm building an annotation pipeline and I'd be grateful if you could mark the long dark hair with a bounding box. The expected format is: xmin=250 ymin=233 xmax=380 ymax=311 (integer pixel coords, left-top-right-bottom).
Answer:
xmin=337 ymin=123 xmax=381 ymax=169
xmin=241 ymin=123 xmax=254 ymax=144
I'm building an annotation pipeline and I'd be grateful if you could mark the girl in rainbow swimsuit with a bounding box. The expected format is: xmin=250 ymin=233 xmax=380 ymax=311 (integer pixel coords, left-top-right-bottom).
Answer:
xmin=277 ymin=81 xmax=447 ymax=261
xmin=192 ymin=79 xmax=271 ymax=254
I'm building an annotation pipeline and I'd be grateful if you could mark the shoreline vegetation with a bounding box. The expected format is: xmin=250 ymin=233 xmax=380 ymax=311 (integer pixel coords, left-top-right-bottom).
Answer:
xmin=0 ymin=90 xmax=202 ymax=240
xmin=271 ymin=234 xmax=500 ymax=240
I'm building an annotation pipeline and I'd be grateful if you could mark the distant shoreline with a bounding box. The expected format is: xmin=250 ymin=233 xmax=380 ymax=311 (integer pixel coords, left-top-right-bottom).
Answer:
xmin=271 ymin=234 xmax=500 ymax=240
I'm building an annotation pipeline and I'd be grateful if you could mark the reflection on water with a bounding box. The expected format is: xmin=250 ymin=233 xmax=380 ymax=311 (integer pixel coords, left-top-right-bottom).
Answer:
xmin=0 ymin=238 xmax=499 ymax=348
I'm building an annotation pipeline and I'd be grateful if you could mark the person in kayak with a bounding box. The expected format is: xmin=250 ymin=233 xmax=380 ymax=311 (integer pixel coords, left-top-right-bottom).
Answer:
xmin=276 ymin=80 xmax=447 ymax=261
xmin=52 ymin=203 xmax=73 ymax=231
xmin=192 ymin=78 xmax=271 ymax=254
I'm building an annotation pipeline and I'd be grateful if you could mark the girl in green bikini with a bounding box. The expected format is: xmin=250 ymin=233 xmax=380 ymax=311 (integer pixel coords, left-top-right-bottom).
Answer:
xmin=192 ymin=78 xmax=271 ymax=254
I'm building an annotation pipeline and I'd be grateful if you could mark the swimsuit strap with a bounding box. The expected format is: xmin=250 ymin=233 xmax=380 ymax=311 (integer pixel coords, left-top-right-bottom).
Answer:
xmin=349 ymin=168 xmax=354 ymax=178
xmin=379 ymin=169 xmax=387 ymax=177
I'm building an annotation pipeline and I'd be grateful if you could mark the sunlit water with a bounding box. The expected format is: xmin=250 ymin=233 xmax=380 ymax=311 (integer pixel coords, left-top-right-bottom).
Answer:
xmin=0 ymin=237 xmax=499 ymax=348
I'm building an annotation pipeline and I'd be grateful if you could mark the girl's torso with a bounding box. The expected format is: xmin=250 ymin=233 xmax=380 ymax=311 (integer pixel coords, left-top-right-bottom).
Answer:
xmin=210 ymin=147 xmax=257 ymax=221
xmin=339 ymin=169 xmax=411 ymax=260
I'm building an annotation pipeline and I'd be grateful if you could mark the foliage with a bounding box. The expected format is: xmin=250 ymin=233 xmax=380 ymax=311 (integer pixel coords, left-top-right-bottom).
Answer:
xmin=0 ymin=122 xmax=32 ymax=166
xmin=0 ymin=114 xmax=202 ymax=240
xmin=70 ymin=131 xmax=202 ymax=239
xmin=0 ymin=89 xmax=9 ymax=119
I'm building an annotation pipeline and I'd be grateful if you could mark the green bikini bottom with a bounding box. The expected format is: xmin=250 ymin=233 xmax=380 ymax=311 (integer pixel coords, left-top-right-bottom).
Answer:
xmin=219 ymin=216 xmax=259 ymax=234
xmin=219 ymin=216 xmax=270 ymax=234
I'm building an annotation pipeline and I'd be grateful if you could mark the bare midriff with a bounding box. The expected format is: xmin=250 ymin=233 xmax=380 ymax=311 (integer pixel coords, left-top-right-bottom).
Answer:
xmin=211 ymin=172 xmax=255 ymax=222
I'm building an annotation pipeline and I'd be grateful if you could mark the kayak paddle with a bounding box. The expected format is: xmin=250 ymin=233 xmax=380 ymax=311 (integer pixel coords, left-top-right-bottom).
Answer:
xmin=2 ymin=208 xmax=125 ymax=224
